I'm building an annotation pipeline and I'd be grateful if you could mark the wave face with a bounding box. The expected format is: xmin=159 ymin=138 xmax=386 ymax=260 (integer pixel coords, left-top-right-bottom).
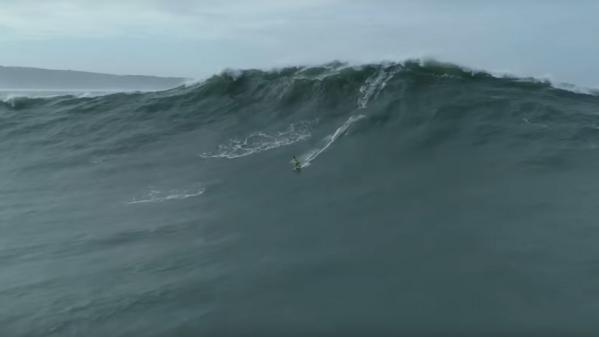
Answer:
xmin=2 ymin=60 xmax=599 ymax=336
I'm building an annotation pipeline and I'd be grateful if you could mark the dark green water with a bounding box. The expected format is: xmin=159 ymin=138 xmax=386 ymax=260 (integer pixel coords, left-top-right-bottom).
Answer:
xmin=2 ymin=60 xmax=599 ymax=336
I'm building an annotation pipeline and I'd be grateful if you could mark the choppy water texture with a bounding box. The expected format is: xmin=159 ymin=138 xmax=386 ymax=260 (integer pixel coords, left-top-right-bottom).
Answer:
xmin=2 ymin=60 xmax=599 ymax=336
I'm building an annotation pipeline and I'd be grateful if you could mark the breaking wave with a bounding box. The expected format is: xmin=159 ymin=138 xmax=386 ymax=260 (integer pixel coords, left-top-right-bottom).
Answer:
xmin=2 ymin=59 xmax=599 ymax=336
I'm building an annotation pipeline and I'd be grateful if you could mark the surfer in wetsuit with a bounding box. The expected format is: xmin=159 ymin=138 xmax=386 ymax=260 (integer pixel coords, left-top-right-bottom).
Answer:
xmin=291 ymin=155 xmax=302 ymax=172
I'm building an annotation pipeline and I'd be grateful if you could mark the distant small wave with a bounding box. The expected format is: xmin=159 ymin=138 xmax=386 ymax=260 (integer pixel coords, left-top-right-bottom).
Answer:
xmin=200 ymin=121 xmax=313 ymax=159
xmin=0 ymin=90 xmax=123 ymax=101
xmin=127 ymin=185 xmax=205 ymax=204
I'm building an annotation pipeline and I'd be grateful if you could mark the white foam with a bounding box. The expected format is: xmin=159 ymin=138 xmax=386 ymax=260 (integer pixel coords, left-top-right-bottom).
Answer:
xmin=293 ymin=63 xmax=352 ymax=81
xmin=0 ymin=95 xmax=19 ymax=106
xmin=357 ymin=66 xmax=399 ymax=109
xmin=221 ymin=69 xmax=245 ymax=81
xmin=481 ymin=69 xmax=599 ymax=96
xmin=553 ymin=82 xmax=599 ymax=96
xmin=200 ymin=121 xmax=313 ymax=159
xmin=300 ymin=114 xmax=365 ymax=168
xmin=127 ymin=185 xmax=205 ymax=205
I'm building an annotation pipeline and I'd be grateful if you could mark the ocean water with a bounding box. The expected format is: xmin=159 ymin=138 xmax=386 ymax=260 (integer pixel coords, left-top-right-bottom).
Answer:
xmin=2 ymin=60 xmax=599 ymax=336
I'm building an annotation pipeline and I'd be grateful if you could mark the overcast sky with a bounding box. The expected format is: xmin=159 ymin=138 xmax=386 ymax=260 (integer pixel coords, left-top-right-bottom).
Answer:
xmin=0 ymin=0 xmax=597 ymax=87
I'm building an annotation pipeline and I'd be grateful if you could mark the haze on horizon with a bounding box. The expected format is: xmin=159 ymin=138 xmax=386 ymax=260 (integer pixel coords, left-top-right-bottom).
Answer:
xmin=1 ymin=0 xmax=597 ymax=88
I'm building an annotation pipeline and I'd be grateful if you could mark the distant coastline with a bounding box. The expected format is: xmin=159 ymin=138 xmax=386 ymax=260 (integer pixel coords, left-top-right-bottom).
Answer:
xmin=0 ymin=66 xmax=187 ymax=91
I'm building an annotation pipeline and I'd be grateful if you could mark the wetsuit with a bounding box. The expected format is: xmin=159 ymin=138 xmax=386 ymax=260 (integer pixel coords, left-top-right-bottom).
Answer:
xmin=292 ymin=158 xmax=301 ymax=171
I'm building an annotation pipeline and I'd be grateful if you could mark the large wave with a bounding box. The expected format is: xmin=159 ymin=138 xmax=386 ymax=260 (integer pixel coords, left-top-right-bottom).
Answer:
xmin=2 ymin=60 xmax=599 ymax=336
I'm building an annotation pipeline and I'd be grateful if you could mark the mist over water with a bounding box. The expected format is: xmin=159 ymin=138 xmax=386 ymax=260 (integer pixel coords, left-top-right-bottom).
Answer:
xmin=2 ymin=60 xmax=599 ymax=336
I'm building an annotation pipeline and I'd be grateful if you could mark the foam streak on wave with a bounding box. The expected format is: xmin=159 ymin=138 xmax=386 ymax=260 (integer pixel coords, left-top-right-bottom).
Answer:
xmin=296 ymin=65 xmax=394 ymax=168
xmin=200 ymin=121 xmax=313 ymax=159
xmin=357 ymin=66 xmax=400 ymax=109
xmin=127 ymin=186 xmax=206 ymax=205
xmin=300 ymin=114 xmax=365 ymax=168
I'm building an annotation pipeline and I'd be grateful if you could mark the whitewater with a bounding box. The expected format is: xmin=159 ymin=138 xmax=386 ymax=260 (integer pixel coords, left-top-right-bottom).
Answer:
xmin=1 ymin=60 xmax=599 ymax=336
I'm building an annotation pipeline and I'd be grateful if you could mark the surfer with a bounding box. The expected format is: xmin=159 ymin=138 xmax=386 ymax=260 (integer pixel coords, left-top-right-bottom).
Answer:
xmin=291 ymin=155 xmax=302 ymax=172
